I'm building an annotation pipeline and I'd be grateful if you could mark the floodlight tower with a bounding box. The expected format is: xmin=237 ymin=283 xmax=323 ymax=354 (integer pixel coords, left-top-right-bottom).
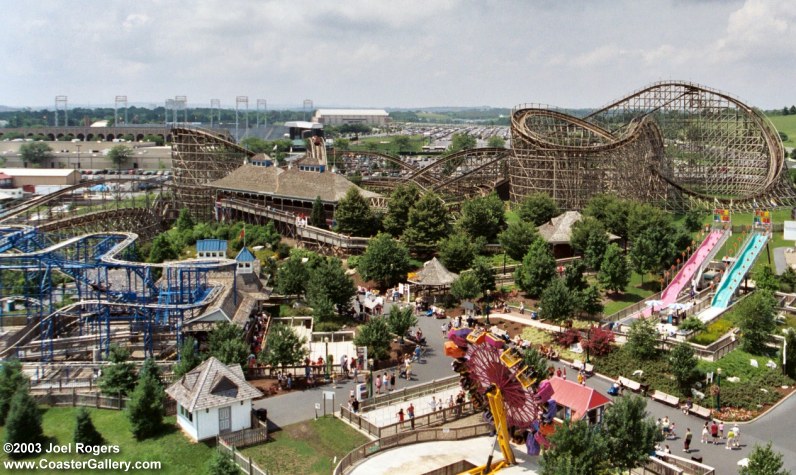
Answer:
xmin=175 ymin=96 xmax=187 ymax=125
xmin=114 ymin=95 xmax=128 ymax=126
xmin=235 ymin=96 xmax=249 ymax=141
xmin=303 ymin=99 xmax=313 ymax=122
xmin=210 ymin=99 xmax=221 ymax=128
xmin=55 ymin=95 xmax=68 ymax=127
xmin=256 ymin=99 xmax=267 ymax=129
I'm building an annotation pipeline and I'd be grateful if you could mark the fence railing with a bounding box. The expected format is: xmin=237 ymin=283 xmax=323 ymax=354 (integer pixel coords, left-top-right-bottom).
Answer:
xmin=341 ymin=400 xmax=476 ymax=438
xmin=333 ymin=423 xmax=491 ymax=475
xmin=217 ymin=437 xmax=268 ymax=475
xmin=219 ymin=426 xmax=269 ymax=449
xmin=359 ymin=375 xmax=459 ymax=410
xmin=32 ymin=390 xmax=176 ymax=415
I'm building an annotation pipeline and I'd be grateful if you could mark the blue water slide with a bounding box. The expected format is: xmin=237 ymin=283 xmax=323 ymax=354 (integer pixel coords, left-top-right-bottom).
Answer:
xmin=710 ymin=233 xmax=769 ymax=309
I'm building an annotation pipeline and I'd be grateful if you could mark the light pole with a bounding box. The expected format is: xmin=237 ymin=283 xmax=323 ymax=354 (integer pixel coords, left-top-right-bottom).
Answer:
xmin=485 ymin=290 xmax=491 ymax=326
xmin=75 ymin=143 xmax=81 ymax=170
xmin=324 ymin=337 xmax=330 ymax=382
xmin=715 ymin=367 xmax=722 ymax=410
xmin=585 ymin=325 xmax=592 ymax=364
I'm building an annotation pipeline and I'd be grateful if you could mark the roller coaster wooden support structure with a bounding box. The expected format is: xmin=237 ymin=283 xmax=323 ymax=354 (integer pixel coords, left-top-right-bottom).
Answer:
xmin=510 ymin=81 xmax=796 ymax=212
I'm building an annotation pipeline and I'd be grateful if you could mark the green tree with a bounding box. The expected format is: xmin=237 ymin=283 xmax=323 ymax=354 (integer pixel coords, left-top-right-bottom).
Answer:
xmin=669 ymin=342 xmax=699 ymax=390
xmin=783 ymin=329 xmax=796 ymax=379
xmin=19 ymin=141 xmax=53 ymax=166
xmin=139 ymin=358 xmax=162 ymax=385
xmin=127 ymin=370 xmax=165 ymax=440
xmin=208 ymin=322 xmax=249 ymax=366
xmin=73 ymin=407 xmax=104 ymax=447
xmin=683 ymin=209 xmax=704 ymax=232
xmin=629 ymin=229 xmax=659 ymax=283
xmin=498 ymin=220 xmax=538 ymax=262
xmin=260 ymin=324 xmax=308 ymax=368
xmin=309 ymin=196 xmax=328 ymax=229
xmin=353 ymin=317 xmax=392 ymax=360
xmin=752 ymin=265 xmax=780 ymax=293
xmin=402 ymin=192 xmax=451 ymax=254
xmin=0 ymin=359 xmax=26 ymax=425
xmin=148 ymin=234 xmax=178 ymax=263
xmin=541 ymin=419 xmax=609 ymax=475
xmin=383 ymin=184 xmax=421 ymax=237
xmin=386 ymin=306 xmax=418 ymax=340
xmin=564 ymin=260 xmax=588 ymax=292
xmin=517 ymin=192 xmax=560 ymax=226
xmin=679 ymin=316 xmax=706 ymax=334
xmin=358 ymin=233 xmax=412 ymax=290
xmin=334 ymin=188 xmax=374 ymax=237
xmin=515 ymin=237 xmax=556 ymax=298
xmin=521 ymin=346 xmax=547 ymax=377
xmin=438 ymin=232 xmax=481 ymax=273
xmin=448 ymin=132 xmax=477 ymax=152
xmin=780 ymin=267 xmax=796 ymax=292
xmin=333 ymin=138 xmax=350 ymax=151
xmin=4 ymin=388 xmax=43 ymax=458
xmin=736 ymin=290 xmax=777 ymax=354
xmin=457 ymin=192 xmax=506 ymax=242
xmin=601 ymin=396 xmax=662 ymax=472
xmin=173 ymin=336 xmax=203 ymax=378
xmin=540 ymin=278 xmax=577 ymax=325
xmin=471 ymin=256 xmax=496 ymax=295
xmin=583 ymin=194 xmax=629 ymax=243
xmin=581 ymin=285 xmax=604 ymax=318
xmin=450 ymin=272 xmax=482 ymax=302
xmin=98 ymin=344 xmax=138 ymax=397
xmin=393 ymin=135 xmax=412 ymax=152
xmin=486 ymin=135 xmax=506 ymax=148
xmin=306 ymin=257 xmax=356 ymax=311
xmin=739 ymin=442 xmax=789 ymax=475
xmin=175 ymin=208 xmax=195 ymax=233
xmin=571 ymin=216 xmax=606 ymax=257
xmin=626 ymin=317 xmax=659 ymax=360
xmin=206 ymin=451 xmax=240 ymax=475
xmin=598 ymin=244 xmax=629 ymax=293
xmin=276 ymin=254 xmax=309 ymax=298
xmin=108 ymin=144 xmax=133 ymax=168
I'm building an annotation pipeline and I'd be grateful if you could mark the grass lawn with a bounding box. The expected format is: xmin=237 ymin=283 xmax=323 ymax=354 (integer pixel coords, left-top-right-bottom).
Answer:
xmin=767 ymin=114 xmax=796 ymax=147
xmin=240 ymin=417 xmax=369 ymax=475
xmin=0 ymin=407 xmax=214 ymax=474
xmin=602 ymin=272 xmax=658 ymax=316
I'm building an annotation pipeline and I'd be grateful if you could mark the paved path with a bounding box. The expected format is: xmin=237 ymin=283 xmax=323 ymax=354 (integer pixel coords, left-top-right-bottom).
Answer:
xmin=257 ymin=310 xmax=796 ymax=474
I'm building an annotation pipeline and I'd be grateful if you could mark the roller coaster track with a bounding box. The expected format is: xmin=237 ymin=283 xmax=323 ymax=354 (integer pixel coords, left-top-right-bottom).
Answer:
xmin=510 ymin=81 xmax=794 ymax=211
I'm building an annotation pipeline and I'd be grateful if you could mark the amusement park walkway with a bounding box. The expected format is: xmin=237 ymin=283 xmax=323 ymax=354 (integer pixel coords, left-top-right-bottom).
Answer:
xmin=256 ymin=309 xmax=796 ymax=474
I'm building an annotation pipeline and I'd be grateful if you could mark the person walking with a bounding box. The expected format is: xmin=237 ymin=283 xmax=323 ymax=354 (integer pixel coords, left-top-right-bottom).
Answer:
xmin=718 ymin=421 xmax=724 ymax=439
xmin=725 ymin=429 xmax=735 ymax=450
xmin=397 ymin=408 xmax=405 ymax=428
xmin=352 ymin=361 xmax=359 ymax=383
xmin=383 ymin=373 xmax=389 ymax=392
xmin=701 ymin=423 xmax=709 ymax=444
xmin=731 ymin=424 xmax=740 ymax=447
xmin=390 ymin=371 xmax=396 ymax=391
xmin=710 ymin=421 xmax=719 ymax=444
xmin=375 ymin=373 xmax=382 ymax=394
xmin=429 ymin=396 xmax=437 ymax=415
xmin=683 ymin=428 xmax=692 ymax=453
xmin=408 ymin=403 xmax=415 ymax=429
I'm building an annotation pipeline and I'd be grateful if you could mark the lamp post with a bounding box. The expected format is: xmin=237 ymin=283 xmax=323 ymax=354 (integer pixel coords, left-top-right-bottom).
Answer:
xmin=76 ymin=143 xmax=82 ymax=170
xmin=485 ymin=290 xmax=491 ymax=326
xmin=715 ymin=367 xmax=722 ymax=410
xmin=585 ymin=325 xmax=592 ymax=364
xmin=324 ymin=337 xmax=330 ymax=382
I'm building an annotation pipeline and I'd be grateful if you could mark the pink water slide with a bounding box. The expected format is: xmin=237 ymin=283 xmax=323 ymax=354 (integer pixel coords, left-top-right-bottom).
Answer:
xmin=641 ymin=230 xmax=724 ymax=317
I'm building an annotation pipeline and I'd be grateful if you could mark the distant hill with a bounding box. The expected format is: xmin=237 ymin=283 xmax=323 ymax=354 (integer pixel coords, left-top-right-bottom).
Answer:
xmin=0 ymin=106 xmax=21 ymax=112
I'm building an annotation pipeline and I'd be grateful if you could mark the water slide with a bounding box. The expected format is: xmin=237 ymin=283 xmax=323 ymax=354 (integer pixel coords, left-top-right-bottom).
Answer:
xmin=711 ymin=233 xmax=769 ymax=309
xmin=642 ymin=229 xmax=726 ymax=317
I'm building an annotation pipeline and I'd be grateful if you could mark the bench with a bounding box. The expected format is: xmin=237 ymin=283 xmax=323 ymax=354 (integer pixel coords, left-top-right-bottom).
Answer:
xmin=690 ymin=404 xmax=713 ymax=419
xmin=617 ymin=376 xmax=641 ymax=392
xmin=650 ymin=390 xmax=680 ymax=407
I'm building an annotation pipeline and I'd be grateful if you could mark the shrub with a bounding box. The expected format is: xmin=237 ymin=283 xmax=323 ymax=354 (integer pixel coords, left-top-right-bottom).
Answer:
xmin=555 ymin=328 xmax=580 ymax=348
xmin=581 ymin=327 xmax=615 ymax=356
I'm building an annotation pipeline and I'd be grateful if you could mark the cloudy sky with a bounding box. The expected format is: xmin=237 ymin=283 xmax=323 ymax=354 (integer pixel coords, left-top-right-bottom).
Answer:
xmin=1 ymin=0 xmax=793 ymax=110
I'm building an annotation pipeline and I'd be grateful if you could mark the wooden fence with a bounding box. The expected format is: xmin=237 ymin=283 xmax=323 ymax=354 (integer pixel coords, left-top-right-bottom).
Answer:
xmin=359 ymin=375 xmax=459 ymax=410
xmin=219 ymin=425 xmax=269 ymax=449
xmin=217 ymin=437 xmax=268 ymax=475
xmin=333 ymin=423 xmax=491 ymax=475
xmin=340 ymin=401 xmax=475 ymax=438
xmin=32 ymin=390 xmax=176 ymax=415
